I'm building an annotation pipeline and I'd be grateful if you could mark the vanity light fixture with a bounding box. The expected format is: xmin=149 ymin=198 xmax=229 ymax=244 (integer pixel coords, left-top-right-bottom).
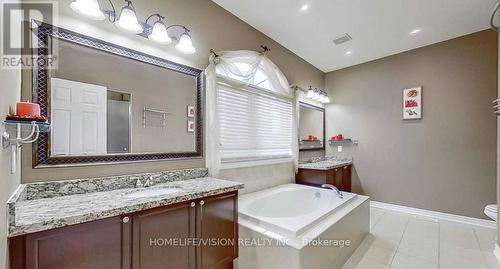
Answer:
xmin=69 ymin=0 xmax=106 ymax=20
xmin=306 ymin=86 xmax=315 ymax=98
xmin=175 ymin=30 xmax=196 ymax=54
xmin=313 ymin=90 xmax=320 ymax=100
xmin=115 ymin=0 xmax=143 ymax=34
xmin=303 ymin=86 xmax=330 ymax=103
xmin=69 ymin=0 xmax=196 ymax=53
xmin=147 ymin=14 xmax=172 ymax=44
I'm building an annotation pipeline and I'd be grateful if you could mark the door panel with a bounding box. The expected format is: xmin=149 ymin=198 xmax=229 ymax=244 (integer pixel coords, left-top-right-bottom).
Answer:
xmin=51 ymin=109 xmax=71 ymax=155
xmin=24 ymin=216 xmax=130 ymax=269
xmin=50 ymin=78 xmax=107 ymax=155
xmin=198 ymin=192 xmax=237 ymax=269
xmin=132 ymin=202 xmax=196 ymax=269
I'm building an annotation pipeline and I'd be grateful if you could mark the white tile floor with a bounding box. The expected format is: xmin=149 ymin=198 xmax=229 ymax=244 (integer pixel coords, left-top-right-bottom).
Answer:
xmin=342 ymin=206 xmax=499 ymax=269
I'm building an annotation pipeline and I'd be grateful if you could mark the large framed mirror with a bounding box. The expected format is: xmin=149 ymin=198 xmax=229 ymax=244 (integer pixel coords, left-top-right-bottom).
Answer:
xmin=299 ymin=102 xmax=325 ymax=151
xmin=32 ymin=22 xmax=203 ymax=167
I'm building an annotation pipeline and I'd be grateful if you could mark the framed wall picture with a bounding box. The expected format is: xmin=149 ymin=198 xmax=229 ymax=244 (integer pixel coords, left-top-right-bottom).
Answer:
xmin=187 ymin=120 xmax=195 ymax=133
xmin=403 ymin=86 xmax=422 ymax=120
xmin=187 ymin=105 xmax=195 ymax=118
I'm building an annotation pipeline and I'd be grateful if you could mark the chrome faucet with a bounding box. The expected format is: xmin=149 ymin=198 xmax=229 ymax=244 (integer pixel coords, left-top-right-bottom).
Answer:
xmin=144 ymin=176 xmax=154 ymax=188
xmin=135 ymin=178 xmax=144 ymax=188
xmin=321 ymin=184 xmax=343 ymax=199
xmin=135 ymin=176 xmax=154 ymax=188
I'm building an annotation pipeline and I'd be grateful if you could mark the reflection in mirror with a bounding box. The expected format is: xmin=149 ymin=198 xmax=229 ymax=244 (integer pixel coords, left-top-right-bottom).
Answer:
xmin=299 ymin=102 xmax=325 ymax=150
xmin=107 ymin=91 xmax=131 ymax=154
xmin=48 ymin=38 xmax=197 ymax=157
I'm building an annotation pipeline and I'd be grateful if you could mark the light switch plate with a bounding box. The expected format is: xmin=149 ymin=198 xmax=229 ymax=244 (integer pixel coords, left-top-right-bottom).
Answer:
xmin=337 ymin=146 xmax=343 ymax=152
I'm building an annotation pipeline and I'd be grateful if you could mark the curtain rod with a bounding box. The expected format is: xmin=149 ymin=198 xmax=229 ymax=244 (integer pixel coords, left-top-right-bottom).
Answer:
xmin=209 ymin=45 xmax=271 ymax=57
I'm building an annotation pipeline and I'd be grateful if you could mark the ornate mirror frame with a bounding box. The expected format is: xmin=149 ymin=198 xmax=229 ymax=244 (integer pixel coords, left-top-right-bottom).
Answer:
xmin=32 ymin=21 xmax=204 ymax=167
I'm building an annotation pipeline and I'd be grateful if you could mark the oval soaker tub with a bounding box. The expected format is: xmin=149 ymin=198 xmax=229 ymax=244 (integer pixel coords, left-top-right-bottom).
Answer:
xmin=238 ymin=183 xmax=357 ymax=238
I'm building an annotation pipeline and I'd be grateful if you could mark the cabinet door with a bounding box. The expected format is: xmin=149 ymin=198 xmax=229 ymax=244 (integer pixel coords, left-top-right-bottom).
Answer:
xmin=197 ymin=192 xmax=238 ymax=269
xmin=132 ymin=201 xmax=196 ymax=269
xmin=341 ymin=165 xmax=352 ymax=192
xmin=23 ymin=216 xmax=130 ymax=269
xmin=333 ymin=167 xmax=343 ymax=190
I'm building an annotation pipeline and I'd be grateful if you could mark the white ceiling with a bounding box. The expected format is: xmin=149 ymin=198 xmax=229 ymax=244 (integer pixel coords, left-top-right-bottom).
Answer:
xmin=212 ymin=0 xmax=498 ymax=72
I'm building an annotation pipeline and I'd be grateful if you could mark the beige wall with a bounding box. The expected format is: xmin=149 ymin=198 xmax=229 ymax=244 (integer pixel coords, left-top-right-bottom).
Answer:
xmin=21 ymin=0 xmax=324 ymax=182
xmin=325 ymin=30 xmax=497 ymax=219
xmin=0 ymin=1 xmax=22 ymax=268
xmin=0 ymin=68 xmax=21 ymax=269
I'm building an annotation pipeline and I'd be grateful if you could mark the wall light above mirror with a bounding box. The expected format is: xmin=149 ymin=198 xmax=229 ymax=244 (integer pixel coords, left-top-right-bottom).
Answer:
xmin=305 ymin=86 xmax=330 ymax=103
xmin=69 ymin=0 xmax=196 ymax=54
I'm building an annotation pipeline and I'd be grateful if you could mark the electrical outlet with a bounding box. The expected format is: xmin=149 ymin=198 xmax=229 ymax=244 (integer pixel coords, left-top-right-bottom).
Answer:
xmin=337 ymin=146 xmax=343 ymax=152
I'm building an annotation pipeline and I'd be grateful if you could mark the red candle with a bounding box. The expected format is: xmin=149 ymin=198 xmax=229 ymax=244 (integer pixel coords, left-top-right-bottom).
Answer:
xmin=16 ymin=102 xmax=40 ymax=117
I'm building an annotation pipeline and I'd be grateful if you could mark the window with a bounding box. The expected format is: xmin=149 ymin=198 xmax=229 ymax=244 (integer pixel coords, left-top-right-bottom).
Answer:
xmin=217 ymin=82 xmax=293 ymax=163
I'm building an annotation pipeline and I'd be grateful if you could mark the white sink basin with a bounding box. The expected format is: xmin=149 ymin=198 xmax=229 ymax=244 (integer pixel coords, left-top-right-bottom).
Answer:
xmin=126 ymin=187 xmax=181 ymax=198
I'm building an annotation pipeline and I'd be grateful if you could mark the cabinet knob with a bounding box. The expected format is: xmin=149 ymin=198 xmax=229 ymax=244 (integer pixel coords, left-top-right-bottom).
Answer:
xmin=200 ymin=200 xmax=205 ymax=206
xmin=122 ymin=216 xmax=130 ymax=223
xmin=190 ymin=202 xmax=196 ymax=207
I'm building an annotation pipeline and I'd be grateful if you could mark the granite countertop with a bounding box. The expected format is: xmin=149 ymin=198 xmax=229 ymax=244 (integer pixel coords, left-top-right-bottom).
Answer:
xmin=7 ymin=169 xmax=243 ymax=237
xmin=298 ymin=156 xmax=353 ymax=170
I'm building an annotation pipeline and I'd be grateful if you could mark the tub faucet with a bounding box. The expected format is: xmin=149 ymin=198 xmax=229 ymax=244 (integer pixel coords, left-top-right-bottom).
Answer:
xmin=321 ymin=184 xmax=343 ymax=199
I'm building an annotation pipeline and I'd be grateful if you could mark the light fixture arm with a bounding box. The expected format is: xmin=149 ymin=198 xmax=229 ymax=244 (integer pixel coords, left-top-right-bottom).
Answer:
xmin=491 ymin=1 xmax=500 ymax=32
xmin=166 ymin=24 xmax=190 ymax=33
xmin=98 ymin=0 xmax=117 ymax=22
xmin=145 ymin=13 xmax=164 ymax=25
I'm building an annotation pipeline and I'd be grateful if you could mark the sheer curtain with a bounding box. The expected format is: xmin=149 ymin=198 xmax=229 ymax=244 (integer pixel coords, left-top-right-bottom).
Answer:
xmin=205 ymin=50 xmax=299 ymax=177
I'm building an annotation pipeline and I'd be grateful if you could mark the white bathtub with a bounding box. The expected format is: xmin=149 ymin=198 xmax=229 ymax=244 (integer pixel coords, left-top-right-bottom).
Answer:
xmin=236 ymin=184 xmax=369 ymax=269
xmin=239 ymin=183 xmax=357 ymax=238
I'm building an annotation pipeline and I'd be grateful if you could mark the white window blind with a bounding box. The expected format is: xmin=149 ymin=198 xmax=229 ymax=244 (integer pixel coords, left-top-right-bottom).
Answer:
xmin=217 ymin=83 xmax=293 ymax=162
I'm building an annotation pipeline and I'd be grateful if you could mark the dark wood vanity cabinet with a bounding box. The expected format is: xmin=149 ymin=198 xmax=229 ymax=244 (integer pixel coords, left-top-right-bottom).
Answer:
xmin=10 ymin=192 xmax=238 ymax=269
xmin=296 ymin=165 xmax=352 ymax=192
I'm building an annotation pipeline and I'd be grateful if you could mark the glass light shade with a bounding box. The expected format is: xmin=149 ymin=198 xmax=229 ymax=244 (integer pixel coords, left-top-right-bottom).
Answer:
xmin=324 ymin=96 xmax=330 ymax=103
xmin=70 ymin=0 xmax=105 ymax=20
xmin=313 ymin=91 xmax=320 ymax=100
xmin=318 ymin=95 xmax=326 ymax=103
xmin=115 ymin=6 xmax=143 ymax=34
xmin=148 ymin=21 xmax=172 ymax=44
xmin=306 ymin=89 xmax=314 ymax=98
xmin=175 ymin=33 xmax=196 ymax=54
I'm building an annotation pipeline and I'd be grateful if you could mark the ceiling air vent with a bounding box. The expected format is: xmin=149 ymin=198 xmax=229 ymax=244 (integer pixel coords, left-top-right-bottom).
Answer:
xmin=333 ymin=33 xmax=352 ymax=45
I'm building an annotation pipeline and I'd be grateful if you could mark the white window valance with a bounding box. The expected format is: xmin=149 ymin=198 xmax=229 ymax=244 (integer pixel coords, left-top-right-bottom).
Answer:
xmin=213 ymin=50 xmax=292 ymax=98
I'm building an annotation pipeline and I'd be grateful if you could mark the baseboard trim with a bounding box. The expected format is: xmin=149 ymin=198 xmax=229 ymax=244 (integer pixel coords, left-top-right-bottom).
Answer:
xmin=370 ymin=201 xmax=496 ymax=229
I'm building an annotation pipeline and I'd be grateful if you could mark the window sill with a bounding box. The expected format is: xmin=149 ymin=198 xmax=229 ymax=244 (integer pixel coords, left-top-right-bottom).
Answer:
xmin=220 ymin=157 xmax=294 ymax=170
